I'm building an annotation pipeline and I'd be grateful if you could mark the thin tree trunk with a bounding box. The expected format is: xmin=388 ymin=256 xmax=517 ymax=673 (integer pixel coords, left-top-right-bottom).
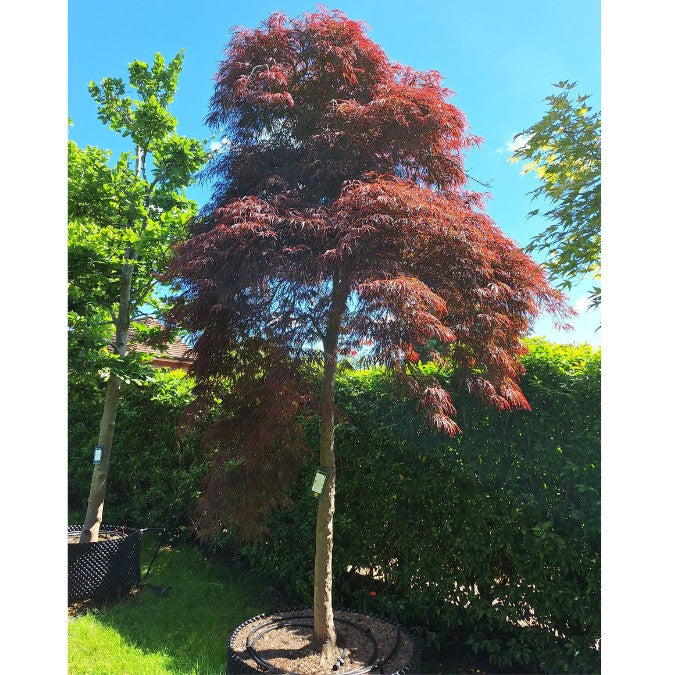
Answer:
xmin=79 ymin=145 xmax=144 ymax=544
xmin=79 ymin=373 xmax=122 ymax=542
xmin=79 ymin=259 xmax=134 ymax=543
xmin=312 ymin=272 xmax=348 ymax=653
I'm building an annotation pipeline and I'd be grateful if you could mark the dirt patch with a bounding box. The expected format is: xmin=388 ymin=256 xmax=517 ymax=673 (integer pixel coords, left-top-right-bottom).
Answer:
xmin=230 ymin=609 xmax=416 ymax=674
xmin=68 ymin=585 xmax=141 ymax=619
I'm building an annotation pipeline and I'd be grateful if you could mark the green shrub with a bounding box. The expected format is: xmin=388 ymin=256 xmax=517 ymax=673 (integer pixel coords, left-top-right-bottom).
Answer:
xmin=68 ymin=369 xmax=207 ymax=534
xmin=242 ymin=339 xmax=600 ymax=673
xmin=68 ymin=339 xmax=600 ymax=672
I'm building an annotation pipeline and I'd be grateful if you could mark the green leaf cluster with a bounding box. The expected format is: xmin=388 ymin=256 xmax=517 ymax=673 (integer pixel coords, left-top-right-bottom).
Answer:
xmin=68 ymin=369 xmax=207 ymax=534
xmin=67 ymin=337 xmax=600 ymax=672
xmin=511 ymin=82 xmax=601 ymax=311
xmin=242 ymin=340 xmax=601 ymax=673
xmin=68 ymin=51 xmax=207 ymax=388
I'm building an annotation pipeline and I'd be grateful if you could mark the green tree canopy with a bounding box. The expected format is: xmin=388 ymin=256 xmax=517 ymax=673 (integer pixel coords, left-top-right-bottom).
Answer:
xmin=68 ymin=51 xmax=208 ymax=542
xmin=68 ymin=51 xmax=207 ymax=387
xmin=511 ymin=81 xmax=600 ymax=310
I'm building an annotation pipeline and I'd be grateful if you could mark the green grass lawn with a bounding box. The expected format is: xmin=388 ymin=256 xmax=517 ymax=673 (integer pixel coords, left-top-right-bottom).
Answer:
xmin=67 ymin=536 xmax=489 ymax=674
xmin=68 ymin=541 xmax=276 ymax=674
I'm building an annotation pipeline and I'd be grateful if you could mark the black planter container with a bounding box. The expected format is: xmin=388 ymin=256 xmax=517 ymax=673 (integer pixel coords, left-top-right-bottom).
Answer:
xmin=68 ymin=524 xmax=141 ymax=603
xmin=227 ymin=607 xmax=421 ymax=674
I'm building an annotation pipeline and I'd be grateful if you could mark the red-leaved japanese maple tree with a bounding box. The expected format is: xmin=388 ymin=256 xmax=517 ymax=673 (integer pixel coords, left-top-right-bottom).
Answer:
xmin=166 ymin=9 xmax=570 ymax=656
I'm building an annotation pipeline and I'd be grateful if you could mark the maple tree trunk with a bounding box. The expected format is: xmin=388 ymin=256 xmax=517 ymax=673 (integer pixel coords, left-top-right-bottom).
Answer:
xmin=312 ymin=346 xmax=338 ymax=651
xmin=312 ymin=273 xmax=348 ymax=654
xmin=79 ymin=254 xmax=134 ymax=544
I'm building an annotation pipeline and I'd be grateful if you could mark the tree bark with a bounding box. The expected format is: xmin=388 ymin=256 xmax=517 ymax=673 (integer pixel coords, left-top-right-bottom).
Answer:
xmin=312 ymin=272 xmax=348 ymax=653
xmin=79 ymin=258 xmax=134 ymax=543
xmin=79 ymin=373 xmax=122 ymax=542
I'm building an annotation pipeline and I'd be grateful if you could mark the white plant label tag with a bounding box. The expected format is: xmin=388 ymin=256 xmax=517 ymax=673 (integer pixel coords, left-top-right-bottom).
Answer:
xmin=312 ymin=470 xmax=327 ymax=497
xmin=93 ymin=445 xmax=103 ymax=464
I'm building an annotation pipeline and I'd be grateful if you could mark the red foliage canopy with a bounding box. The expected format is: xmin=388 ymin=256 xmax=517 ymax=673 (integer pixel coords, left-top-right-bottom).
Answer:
xmin=166 ymin=9 xmax=571 ymax=537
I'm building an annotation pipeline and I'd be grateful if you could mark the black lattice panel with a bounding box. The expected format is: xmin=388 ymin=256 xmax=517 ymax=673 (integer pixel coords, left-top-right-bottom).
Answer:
xmin=68 ymin=525 xmax=141 ymax=603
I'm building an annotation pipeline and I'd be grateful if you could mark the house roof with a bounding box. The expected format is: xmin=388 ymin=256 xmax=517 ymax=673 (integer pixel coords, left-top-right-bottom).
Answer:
xmin=127 ymin=317 xmax=195 ymax=363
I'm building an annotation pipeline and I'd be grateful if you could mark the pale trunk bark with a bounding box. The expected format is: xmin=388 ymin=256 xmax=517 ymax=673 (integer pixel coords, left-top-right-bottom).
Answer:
xmin=79 ymin=261 xmax=134 ymax=543
xmin=79 ymin=146 xmax=144 ymax=544
xmin=79 ymin=373 xmax=122 ymax=542
xmin=312 ymin=272 xmax=348 ymax=653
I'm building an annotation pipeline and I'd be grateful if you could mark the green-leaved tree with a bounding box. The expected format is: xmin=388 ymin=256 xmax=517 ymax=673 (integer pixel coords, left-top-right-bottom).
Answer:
xmin=511 ymin=81 xmax=600 ymax=310
xmin=68 ymin=51 xmax=207 ymax=543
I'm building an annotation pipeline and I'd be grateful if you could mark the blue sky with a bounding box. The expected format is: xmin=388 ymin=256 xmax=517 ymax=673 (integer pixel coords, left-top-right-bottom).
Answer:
xmin=11 ymin=5 xmax=675 ymax=666
xmin=68 ymin=0 xmax=601 ymax=345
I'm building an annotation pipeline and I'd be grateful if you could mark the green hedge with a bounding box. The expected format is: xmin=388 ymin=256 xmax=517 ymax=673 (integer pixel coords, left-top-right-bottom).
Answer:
xmin=68 ymin=339 xmax=600 ymax=672
xmin=241 ymin=339 xmax=600 ymax=673
xmin=68 ymin=369 xmax=207 ymax=534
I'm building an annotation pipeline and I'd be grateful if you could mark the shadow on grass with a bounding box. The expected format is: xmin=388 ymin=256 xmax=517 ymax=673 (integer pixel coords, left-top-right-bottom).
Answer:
xmin=68 ymin=541 xmax=535 ymax=674
xmin=70 ymin=542 xmax=279 ymax=673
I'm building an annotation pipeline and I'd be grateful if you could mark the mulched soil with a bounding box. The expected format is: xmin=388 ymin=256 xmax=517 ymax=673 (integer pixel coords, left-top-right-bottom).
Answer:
xmin=230 ymin=609 xmax=415 ymax=674
xmin=68 ymin=531 xmax=125 ymax=544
